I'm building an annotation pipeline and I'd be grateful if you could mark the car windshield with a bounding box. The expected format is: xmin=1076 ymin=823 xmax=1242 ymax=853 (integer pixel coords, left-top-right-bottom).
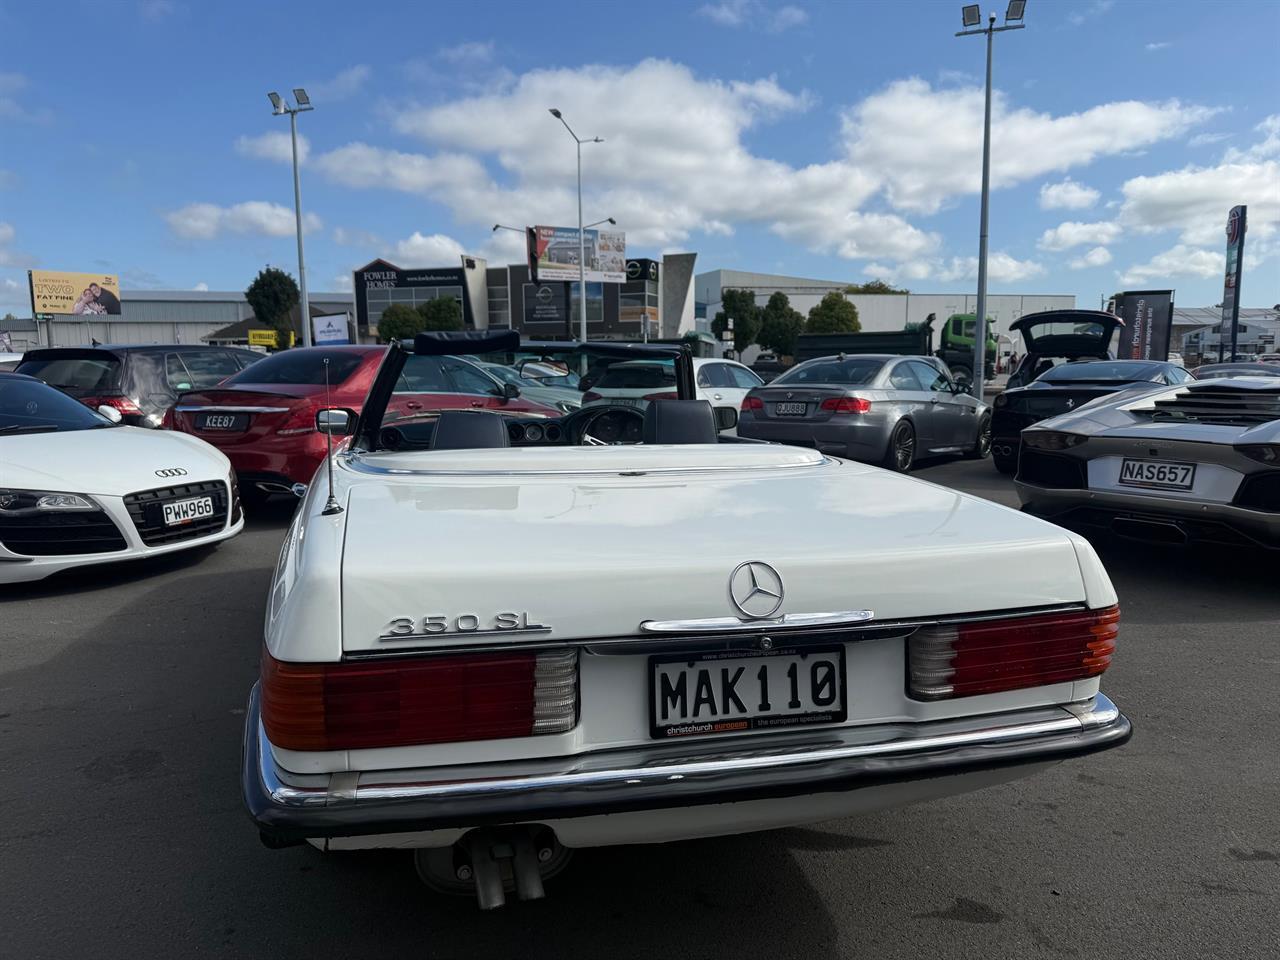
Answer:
xmin=0 ymin=377 xmax=118 ymax=433
xmin=594 ymin=361 xmax=676 ymax=389
xmin=16 ymin=354 xmax=122 ymax=394
xmin=772 ymin=358 xmax=883 ymax=385
xmin=223 ymin=349 xmax=365 ymax=386
xmin=1038 ymin=362 xmax=1161 ymax=383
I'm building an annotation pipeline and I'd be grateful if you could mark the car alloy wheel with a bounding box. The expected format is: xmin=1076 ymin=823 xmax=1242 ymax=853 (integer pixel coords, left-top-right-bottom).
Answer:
xmin=966 ymin=414 xmax=992 ymax=459
xmin=884 ymin=421 xmax=914 ymax=473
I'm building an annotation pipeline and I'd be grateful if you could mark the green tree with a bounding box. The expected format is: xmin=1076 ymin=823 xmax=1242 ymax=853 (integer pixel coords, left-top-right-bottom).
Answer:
xmin=376 ymin=303 xmax=425 ymax=343
xmin=416 ymin=296 xmax=464 ymax=331
xmin=245 ymin=267 xmax=300 ymax=349
xmin=711 ymin=288 xmax=761 ymax=353
xmin=844 ymin=279 xmax=909 ymax=295
xmin=756 ymin=291 xmax=806 ymax=357
xmin=806 ymin=292 xmax=861 ymax=334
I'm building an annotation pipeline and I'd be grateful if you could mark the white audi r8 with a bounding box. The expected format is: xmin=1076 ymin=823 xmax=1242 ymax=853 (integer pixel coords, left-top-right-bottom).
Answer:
xmin=243 ymin=332 xmax=1130 ymax=909
xmin=0 ymin=372 xmax=243 ymax=584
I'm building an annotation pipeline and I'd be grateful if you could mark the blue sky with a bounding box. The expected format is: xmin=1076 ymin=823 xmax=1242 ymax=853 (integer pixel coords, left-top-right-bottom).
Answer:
xmin=1 ymin=0 xmax=1278 ymax=316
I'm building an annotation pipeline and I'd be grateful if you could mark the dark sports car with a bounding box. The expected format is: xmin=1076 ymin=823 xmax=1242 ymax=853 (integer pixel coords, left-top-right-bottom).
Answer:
xmin=1005 ymin=310 xmax=1123 ymax=390
xmin=992 ymin=359 xmax=1195 ymax=474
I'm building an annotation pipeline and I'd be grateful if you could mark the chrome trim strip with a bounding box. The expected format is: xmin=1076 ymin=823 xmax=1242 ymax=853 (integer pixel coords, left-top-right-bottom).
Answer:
xmin=341 ymin=451 xmax=835 ymax=479
xmin=640 ymin=610 xmax=875 ymax=633
xmin=256 ymin=694 xmax=1121 ymax=809
xmin=174 ymin=405 xmax=290 ymax=414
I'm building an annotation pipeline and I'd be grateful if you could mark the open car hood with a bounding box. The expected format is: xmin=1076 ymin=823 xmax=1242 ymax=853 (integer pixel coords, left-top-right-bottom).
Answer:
xmin=1011 ymin=310 xmax=1123 ymax=358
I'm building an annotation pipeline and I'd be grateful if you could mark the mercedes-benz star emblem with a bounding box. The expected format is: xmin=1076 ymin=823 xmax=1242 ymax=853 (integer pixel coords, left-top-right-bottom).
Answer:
xmin=729 ymin=561 xmax=785 ymax=620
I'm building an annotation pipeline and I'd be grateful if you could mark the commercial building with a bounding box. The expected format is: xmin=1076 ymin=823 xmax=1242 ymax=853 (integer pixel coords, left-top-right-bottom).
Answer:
xmin=23 ymin=289 xmax=354 ymax=349
xmin=352 ymin=253 xmax=698 ymax=341
xmin=695 ymin=268 xmax=1076 ymax=345
xmin=1177 ymin=307 xmax=1280 ymax=358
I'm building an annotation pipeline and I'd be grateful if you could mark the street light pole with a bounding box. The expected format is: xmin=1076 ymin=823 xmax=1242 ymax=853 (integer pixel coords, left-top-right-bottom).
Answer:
xmin=270 ymin=89 xmax=314 ymax=347
xmin=956 ymin=3 xmax=1025 ymax=393
xmin=549 ymin=108 xmax=603 ymax=342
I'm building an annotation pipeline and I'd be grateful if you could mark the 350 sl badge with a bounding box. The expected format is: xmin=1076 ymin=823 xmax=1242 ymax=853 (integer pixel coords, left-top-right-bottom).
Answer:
xmin=379 ymin=612 xmax=551 ymax=642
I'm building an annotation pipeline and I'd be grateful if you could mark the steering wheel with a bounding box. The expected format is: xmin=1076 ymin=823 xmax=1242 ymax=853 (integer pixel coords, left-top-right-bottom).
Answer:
xmin=574 ymin=405 xmax=645 ymax=446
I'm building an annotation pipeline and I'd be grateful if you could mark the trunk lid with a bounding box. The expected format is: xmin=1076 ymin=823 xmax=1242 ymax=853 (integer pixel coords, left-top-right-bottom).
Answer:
xmin=750 ymin=385 xmax=870 ymax=421
xmin=338 ymin=445 xmax=1088 ymax=651
xmin=172 ymin=387 xmax=313 ymax=445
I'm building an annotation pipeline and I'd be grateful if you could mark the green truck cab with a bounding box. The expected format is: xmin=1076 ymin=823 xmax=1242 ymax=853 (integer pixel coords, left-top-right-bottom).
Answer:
xmin=932 ymin=313 xmax=998 ymax=388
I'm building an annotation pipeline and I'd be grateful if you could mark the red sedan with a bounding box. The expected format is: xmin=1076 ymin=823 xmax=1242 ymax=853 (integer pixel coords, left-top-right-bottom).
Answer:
xmin=165 ymin=346 xmax=558 ymax=502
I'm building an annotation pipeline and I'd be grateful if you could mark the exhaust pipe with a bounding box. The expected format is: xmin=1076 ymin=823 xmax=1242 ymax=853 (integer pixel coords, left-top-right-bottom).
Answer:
xmin=1112 ymin=516 xmax=1188 ymax=545
xmin=414 ymin=827 xmax=571 ymax=909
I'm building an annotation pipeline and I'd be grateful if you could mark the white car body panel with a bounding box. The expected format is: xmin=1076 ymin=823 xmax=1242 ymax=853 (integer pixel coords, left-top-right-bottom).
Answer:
xmin=0 ymin=426 xmax=243 ymax=583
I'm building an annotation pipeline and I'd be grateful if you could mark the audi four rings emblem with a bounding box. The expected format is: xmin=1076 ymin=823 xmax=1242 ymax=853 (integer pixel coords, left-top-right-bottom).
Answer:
xmin=729 ymin=561 xmax=784 ymax=619
xmin=155 ymin=468 xmax=188 ymax=478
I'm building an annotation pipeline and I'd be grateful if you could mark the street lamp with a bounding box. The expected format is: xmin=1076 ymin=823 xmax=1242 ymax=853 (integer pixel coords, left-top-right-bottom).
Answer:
xmin=955 ymin=2 xmax=1026 ymax=393
xmin=548 ymin=108 xmax=603 ymax=342
xmin=269 ymin=88 xmax=315 ymax=348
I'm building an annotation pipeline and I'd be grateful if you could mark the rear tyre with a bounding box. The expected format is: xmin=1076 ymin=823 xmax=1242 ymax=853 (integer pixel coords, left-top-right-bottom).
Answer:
xmin=964 ymin=413 xmax=992 ymax=460
xmin=881 ymin=421 xmax=915 ymax=473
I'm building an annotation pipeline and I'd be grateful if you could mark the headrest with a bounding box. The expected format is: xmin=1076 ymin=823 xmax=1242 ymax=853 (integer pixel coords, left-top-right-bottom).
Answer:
xmin=429 ymin=410 xmax=510 ymax=450
xmin=642 ymin=399 xmax=718 ymax=444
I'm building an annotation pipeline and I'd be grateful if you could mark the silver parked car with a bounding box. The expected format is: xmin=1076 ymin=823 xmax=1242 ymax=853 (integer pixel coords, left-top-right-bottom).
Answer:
xmin=1016 ymin=374 xmax=1280 ymax=549
xmin=738 ymin=354 xmax=991 ymax=471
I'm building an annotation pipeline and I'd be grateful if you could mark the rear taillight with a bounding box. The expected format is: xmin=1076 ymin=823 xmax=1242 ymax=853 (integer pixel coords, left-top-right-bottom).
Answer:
xmin=81 ymin=395 xmax=141 ymax=415
xmin=643 ymin=392 xmax=678 ymax=401
xmin=908 ymin=606 xmax=1119 ymax=701
xmin=820 ymin=397 xmax=871 ymax=414
xmin=275 ymin=406 xmax=316 ymax=436
xmin=741 ymin=396 xmax=764 ymax=411
xmin=160 ymin=407 xmax=175 ymax=430
xmin=260 ymin=647 xmax=578 ymax=751
xmin=582 ymin=391 xmax=603 ymax=402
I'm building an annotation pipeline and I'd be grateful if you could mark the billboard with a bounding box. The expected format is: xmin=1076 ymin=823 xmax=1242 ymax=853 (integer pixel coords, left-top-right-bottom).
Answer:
xmin=29 ymin=270 xmax=121 ymax=319
xmin=531 ymin=226 xmax=625 ymax=283
xmin=1220 ymin=205 xmax=1247 ymax=360
xmin=1114 ymin=290 xmax=1174 ymax=361
xmin=352 ymin=260 xmax=470 ymax=333
xmin=313 ymin=313 xmax=350 ymax=345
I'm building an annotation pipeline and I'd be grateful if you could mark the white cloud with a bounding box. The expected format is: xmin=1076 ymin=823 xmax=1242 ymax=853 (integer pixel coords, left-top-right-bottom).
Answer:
xmin=309 ymin=65 xmax=371 ymax=101
xmin=440 ymin=41 xmax=494 ymax=63
xmin=164 ymin=201 xmax=321 ymax=239
xmin=842 ymin=79 xmax=1216 ymax=213
xmin=192 ymin=281 xmax=209 ymax=291
xmin=332 ymin=226 xmax=383 ymax=247
xmin=1039 ymin=177 xmax=1099 ymax=210
xmin=139 ymin=0 xmax=175 ymax=20
xmin=1120 ymin=244 xmax=1222 ymax=285
xmin=936 ymin=252 xmax=1045 ymax=284
xmin=0 ymin=222 xmax=13 ymax=245
xmin=1145 ymin=41 xmax=1171 ymax=51
xmin=235 ymin=130 xmax=309 ymax=164
xmin=1038 ymin=220 xmax=1123 ymax=251
xmin=394 ymin=231 xmax=467 ymax=265
xmin=698 ymin=1 xmax=807 ymax=31
xmin=1188 ymin=131 xmax=1231 ymax=147
xmin=1118 ymin=117 xmax=1280 ymax=246
xmin=1069 ymin=246 xmax=1112 ymax=269
xmin=0 ymin=72 xmax=50 ymax=123
xmin=1068 ymin=0 xmax=1114 ymax=26
xmin=0 ymin=220 xmax=35 ymax=268
xmin=332 ymin=274 xmax=354 ymax=293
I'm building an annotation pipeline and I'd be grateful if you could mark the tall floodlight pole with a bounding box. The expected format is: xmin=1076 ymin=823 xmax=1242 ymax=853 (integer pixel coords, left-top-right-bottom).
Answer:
xmin=549 ymin=109 xmax=603 ymax=342
xmin=270 ymin=89 xmax=315 ymax=347
xmin=956 ymin=2 xmax=1025 ymax=393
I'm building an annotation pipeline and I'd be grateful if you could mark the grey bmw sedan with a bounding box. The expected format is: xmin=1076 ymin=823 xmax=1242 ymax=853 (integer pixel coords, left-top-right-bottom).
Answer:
xmin=737 ymin=354 xmax=991 ymax=472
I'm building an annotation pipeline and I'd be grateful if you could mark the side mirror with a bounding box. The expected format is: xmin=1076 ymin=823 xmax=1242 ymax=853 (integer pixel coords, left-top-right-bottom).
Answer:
xmin=97 ymin=404 xmax=123 ymax=424
xmin=502 ymin=382 xmax=520 ymax=401
xmin=715 ymin=406 xmax=738 ymax=432
xmin=316 ymin=408 xmax=355 ymax=435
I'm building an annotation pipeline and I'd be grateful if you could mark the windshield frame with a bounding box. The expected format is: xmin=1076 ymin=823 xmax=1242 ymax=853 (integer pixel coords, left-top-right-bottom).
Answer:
xmin=351 ymin=335 xmax=696 ymax=452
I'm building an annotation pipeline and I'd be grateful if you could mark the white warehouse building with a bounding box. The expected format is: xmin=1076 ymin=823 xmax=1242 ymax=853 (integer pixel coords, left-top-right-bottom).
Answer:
xmin=695 ymin=269 xmax=1075 ymax=344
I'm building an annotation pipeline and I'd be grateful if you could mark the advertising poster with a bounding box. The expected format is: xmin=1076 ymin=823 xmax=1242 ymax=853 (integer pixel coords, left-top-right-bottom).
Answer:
xmin=29 ymin=270 xmax=121 ymax=318
xmin=1114 ymin=290 xmax=1174 ymax=361
xmin=531 ymin=226 xmax=625 ymax=283
xmin=313 ymin=313 xmax=350 ymax=344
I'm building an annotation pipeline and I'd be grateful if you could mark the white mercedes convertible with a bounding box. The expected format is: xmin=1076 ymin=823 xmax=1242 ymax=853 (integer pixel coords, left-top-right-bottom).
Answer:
xmin=242 ymin=332 xmax=1130 ymax=909
xmin=0 ymin=372 xmax=243 ymax=584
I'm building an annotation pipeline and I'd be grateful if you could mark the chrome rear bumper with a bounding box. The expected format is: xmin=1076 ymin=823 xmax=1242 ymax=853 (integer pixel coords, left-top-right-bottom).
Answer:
xmin=242 ymin=683 xmax=1130 ymax=844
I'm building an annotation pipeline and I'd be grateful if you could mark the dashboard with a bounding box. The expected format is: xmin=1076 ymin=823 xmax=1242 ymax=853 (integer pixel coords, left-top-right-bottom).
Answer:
xmin=377 ymin=404 xmax=646 ymax=451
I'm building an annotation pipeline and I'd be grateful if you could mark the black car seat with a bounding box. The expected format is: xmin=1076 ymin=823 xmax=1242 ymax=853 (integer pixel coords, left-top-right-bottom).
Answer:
xmin=642 ymin=399 xmax=717 ymax=444
xmin=429 ymin=410 xmax=510 ymax=450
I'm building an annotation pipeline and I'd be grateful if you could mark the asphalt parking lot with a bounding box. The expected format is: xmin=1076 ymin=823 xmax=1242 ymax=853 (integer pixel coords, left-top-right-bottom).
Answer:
xmin=2 ymin=458 xmax=1277 ymax=960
